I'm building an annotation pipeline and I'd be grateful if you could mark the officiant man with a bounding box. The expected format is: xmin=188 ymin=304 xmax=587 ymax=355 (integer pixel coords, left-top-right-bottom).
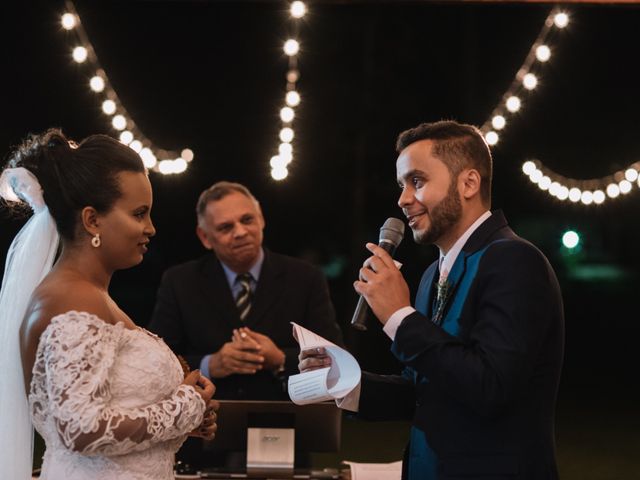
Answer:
xmin=150 ymin=180 xmax=343 ymax=399
xmin=150 ymin=181 xmax=343 ymax=469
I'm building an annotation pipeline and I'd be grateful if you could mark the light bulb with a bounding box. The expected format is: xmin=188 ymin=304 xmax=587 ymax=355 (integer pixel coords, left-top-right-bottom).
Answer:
xmin=112 ymin=115 xmax=127 ymax=131
xmin=279 ymin=127 xmax=294 ymax=143
xmin=619 ymin=179 xmax=632 ymax=194
xmin=129 ymin=140 xmax=143 ymax=153
xmin=102 ymin=99 xmax=116 ymax=115
xmin=279 ymin=143 xmax=293 ymax=156
xmin=523 ymin=73 xmax=538 ymax=90
xmin=290 ymin=1 xmax=307 ymax=18
xmin=181 ymin=148 xmax=194 ymax=162
xmin=491 ymin=115 xmax=506 ymax=130
xmin=485 ymin=131 xmax=498 ymax=146
xmin=538 ymin=176 xmax=551 ymax=190
xmin=624 ymin=168 xmax=638 ymax=182
xmin=72 ymin=46 xmax=88 ymax=63
xmin=506 ymin=96 xmax=521 ymax=112
xmin=173 ymin=158 xmax=187 ymax=173
xmin=549 ymin=182 xmax=561 ymax=197
xmin=119 ymin=131 xmax=133 ymax=145
xmin=606 ymin=183 xmax=620 ymax=198
xmin=593 ymin=190 xmax=606 ymax=204
xmin=554 ymin=12 xmax=569 ymax=28
xmin=286 ymin=90 xmax=301 ymax=107
xmin=536 ymin=45 xmax=551 ymax=62
xmin=280 ymin=107 xmax=295 ymax=123
xmin=580 ymin=191 xmax=593 ymax=205
xmin=158 ymin=160 xmax=174 ymax=175
xmin=90 ymin=75 xmax=105 ymax=92
xmin=530 ymin=169 xmax=543 ymax=183
xmin=568 ymin=188 xmax=581 ymax=202
xmin=61 ymin=13 xmax=76 ymax=30
xmin=557 ymin=186 xmax=569 ymax=201
xmin=271 ymin=166 xmax=289 ymax=181
xmin=287 ymin=69 xmax=300 ymax=83
xmin=522 ymin=161 xmax=536 ymax=175
xmin=270 ymin=155 xmax=286 ymax=169
xmin=284 ymin=39 xmax=300 ymax=56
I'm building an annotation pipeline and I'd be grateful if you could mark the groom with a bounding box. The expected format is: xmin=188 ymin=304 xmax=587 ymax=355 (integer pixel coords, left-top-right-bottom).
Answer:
xmin=300 ymin=120 xmax=564 ymax=479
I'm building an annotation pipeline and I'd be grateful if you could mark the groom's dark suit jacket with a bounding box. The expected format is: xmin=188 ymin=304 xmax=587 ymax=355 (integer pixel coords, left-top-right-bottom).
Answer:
xmin=358 ymin=211 xmax=564 ymax=480
xmin=149 ymin=249 xmax=343 ymax=400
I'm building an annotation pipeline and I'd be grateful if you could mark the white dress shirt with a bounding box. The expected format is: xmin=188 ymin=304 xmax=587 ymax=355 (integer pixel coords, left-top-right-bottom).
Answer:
xmin=382 ymin=210 xmax=491 ymax=340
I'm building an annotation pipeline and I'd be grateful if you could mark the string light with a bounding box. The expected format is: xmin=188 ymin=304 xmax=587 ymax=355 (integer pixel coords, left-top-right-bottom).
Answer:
xmin=505 ymin=96 xmax=521 ymax=113
xmin=279 ymin=127 xmax=294 ymax=143
xmin=522 ymin=73 xmax=538 ymax=90
xmin=290 ymin=1 xmax=307 ymax=19
xmin=59 ymin=1 xmax=193 ymax=174
xmin=72 ymin=46 xmax=87 ymax=63
xmin=89 ymin=75 xmax=105 ymax=92
xmin=481 ymin=7 xmax=568 ymax=143
xmin=272 ymin=166 xmax=289 ymax=181
xmin=491 ymin=115 xmax=506 ymax=130
xmin=535 ymin=45 xmax=551 ymax=62
xmin=61 ymin=13 xmax=76 ymax=30
xmin=119 ymin=131 xmax=133 ymax=145
xmin=283 ymin=39 xmax=300 ymax=56
xmin=285 ymin=90 xmax=301 ymax=107
xmin=129 ymin=140 xmax=143 ymax=153
xmin=554 ymin=12 xmax=569 ymax=29
xmin=181 ymin=148 xmax=194 ymax=162
xmin=500 ymin=9 xmax=640 ymax=205
xmin=280 ymin=106 xmax=295 ymax=123
xmin=101 ymin=99 xmax=116 ymax=115
xmin=485 ymin=131 xmax=499 ymax=146
xmin=269 ymin=1 xmax=306 ymax=181
xmin=522 ymin=159 xmax=640 ymax=205
xmin=112 ymin=114 xmax=127 ymax=130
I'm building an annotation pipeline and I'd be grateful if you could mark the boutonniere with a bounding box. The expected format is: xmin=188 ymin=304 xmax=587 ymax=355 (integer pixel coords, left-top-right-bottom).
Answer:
xmin=433 ymin=277 xmax=452 ymax=325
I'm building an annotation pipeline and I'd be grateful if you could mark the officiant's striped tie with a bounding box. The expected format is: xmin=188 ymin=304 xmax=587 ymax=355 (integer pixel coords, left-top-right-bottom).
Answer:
xmin=235 ymin=273 xmax=253 ymax=321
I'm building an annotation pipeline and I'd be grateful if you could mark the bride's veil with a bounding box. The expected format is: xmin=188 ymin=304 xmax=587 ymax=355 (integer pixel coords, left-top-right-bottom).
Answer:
xmin=0 ymin=167 xmax=59 ymax=479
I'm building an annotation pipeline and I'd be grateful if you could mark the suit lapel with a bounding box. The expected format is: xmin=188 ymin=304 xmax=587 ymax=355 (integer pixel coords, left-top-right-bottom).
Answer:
xmin=198 ymin=255 xmax=243 ymax=328
xmin=437 ymin=210 xmax=509 ymax=328
xmin=415 ymin=263 xmax=438 ymax=319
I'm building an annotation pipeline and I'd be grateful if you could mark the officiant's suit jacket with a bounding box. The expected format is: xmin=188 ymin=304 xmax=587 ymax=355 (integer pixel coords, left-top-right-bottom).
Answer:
xmin=358 ymin=211 xmax=564 ymax=480
xmin=149 ymin=248 xmax=344 ymax=400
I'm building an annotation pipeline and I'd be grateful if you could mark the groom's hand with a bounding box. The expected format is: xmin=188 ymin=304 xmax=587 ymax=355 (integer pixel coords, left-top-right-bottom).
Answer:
xmin=298 ymin=347 xmax=331 ymax=373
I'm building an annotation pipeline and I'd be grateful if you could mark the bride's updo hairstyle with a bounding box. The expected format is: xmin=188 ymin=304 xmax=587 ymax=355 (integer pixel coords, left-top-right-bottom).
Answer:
xmin=5 ymin=129 xmax=145 ymax=241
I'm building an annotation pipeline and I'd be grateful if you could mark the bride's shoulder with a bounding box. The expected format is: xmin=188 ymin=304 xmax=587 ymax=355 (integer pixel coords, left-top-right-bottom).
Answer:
xmin=24 ymin=279 xmax=112 ymax=342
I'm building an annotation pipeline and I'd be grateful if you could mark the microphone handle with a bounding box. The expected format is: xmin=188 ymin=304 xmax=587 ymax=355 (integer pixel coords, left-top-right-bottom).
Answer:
xmin=350 ymin=241 xmax=397 ymax=331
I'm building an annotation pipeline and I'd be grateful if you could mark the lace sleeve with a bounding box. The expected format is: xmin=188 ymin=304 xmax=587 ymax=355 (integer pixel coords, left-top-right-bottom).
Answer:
xmin=37 ymin=314 xmax=206 ymax=456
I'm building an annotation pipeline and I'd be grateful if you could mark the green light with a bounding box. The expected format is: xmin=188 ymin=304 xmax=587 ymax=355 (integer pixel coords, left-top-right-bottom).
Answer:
xmin=562 ymin=230 xmax=580 ymax=249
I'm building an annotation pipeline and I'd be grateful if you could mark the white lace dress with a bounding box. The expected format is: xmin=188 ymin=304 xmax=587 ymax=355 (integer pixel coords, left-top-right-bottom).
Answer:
xmin=29 ymin=311 xmax=206 ymax=480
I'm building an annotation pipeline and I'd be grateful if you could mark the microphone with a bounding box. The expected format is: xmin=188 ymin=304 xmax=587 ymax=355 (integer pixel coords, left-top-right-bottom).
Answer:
xmin=350 ymin=217 xmax=405 ymax=331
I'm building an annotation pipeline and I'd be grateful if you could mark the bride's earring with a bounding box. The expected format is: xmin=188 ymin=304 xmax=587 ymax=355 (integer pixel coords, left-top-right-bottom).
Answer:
xmin=91 ymin=233 xmax=101 ymax=248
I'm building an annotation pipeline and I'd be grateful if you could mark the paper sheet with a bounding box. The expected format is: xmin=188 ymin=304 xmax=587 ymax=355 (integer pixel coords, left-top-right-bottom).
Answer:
xmin=343 ymin=460 xmax=402 ymax=480
xmin=288 ymin=322 xmax=361 ymax=405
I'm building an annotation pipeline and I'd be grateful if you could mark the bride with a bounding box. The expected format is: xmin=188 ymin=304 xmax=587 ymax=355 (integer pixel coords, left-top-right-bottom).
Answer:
xmin=0 ymin=129 xmax=218 ymax=479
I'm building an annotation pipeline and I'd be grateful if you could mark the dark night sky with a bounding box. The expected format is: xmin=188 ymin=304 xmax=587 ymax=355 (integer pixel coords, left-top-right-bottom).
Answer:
xmin=2 ymin=1 xmax=640 ymax=441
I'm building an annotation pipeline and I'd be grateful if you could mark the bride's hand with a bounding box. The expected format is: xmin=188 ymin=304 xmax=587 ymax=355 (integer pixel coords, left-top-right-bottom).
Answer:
xmin=190 ymin=399 xmax=219 ymax=440
xmin=183 ymin=370 xmax=215 ymax=403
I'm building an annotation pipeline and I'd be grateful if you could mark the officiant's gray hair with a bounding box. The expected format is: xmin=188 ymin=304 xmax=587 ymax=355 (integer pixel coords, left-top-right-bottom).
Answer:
xmin=196 ymin=181 xmax=261 ymax=227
